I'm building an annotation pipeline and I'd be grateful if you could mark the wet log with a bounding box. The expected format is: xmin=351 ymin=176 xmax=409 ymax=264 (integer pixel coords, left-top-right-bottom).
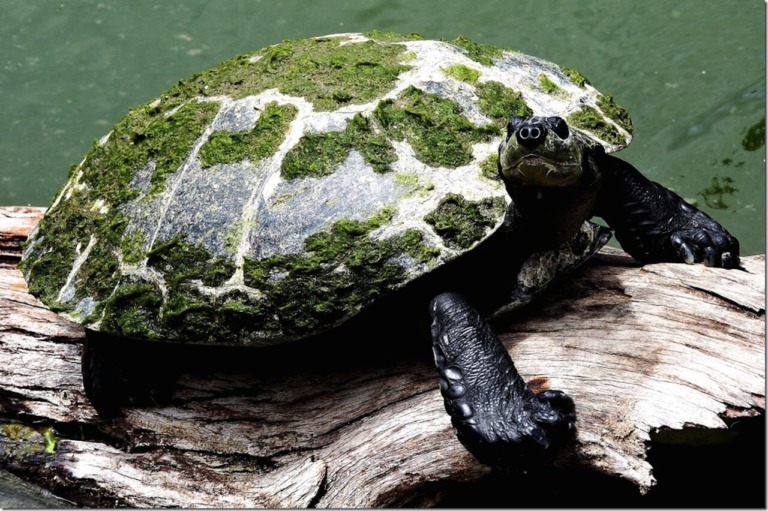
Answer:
xmin=0 ymin=206 xmax=764 ymax=507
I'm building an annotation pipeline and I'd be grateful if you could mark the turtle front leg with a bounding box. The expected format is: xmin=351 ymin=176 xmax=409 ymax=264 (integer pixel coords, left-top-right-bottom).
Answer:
xmin=430 ymin=292 xmax=576 ymax=468
xmin=595 ymin=153 xmax=740 ymax=268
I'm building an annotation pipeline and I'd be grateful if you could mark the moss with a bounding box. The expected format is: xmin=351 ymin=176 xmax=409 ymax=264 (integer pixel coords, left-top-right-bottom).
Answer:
xmin=538 ymin=73 xmax=564 ymax=95
xmin=443 ymin=64 xmax=480 ymax=84
xmin=374 ymin=86 xmax=498 ymax=168
xmin=241 ymin=207 xmax=439 ymax=337
xmin=476 ymin=81 xmax=533 ymax=128
xmin=199 ymin=102 xmax=297 ymax=168
xmin=567 ymin=106 xmax=626 ymax=146
xmin=562 ymin=67 xmax=590 ymax=87
xmin=159 ymin=36 xmax=411 ymax=112
xmin=281 ymin=113 xmax=397 ymax=180
xmin=450 ymin=35 xmax=507 ymax=66
xmin=597 ymin=94 xmax=633 ymax=134
xmin=424 ymin=193 xmax=506 ymax=249
xmin=480 ymin=153 xmax=501 ymax=181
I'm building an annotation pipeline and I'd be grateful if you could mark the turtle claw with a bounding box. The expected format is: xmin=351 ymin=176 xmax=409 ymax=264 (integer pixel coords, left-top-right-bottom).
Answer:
xmin=666 ymin=216 xmax=740 ymax=269
xmin=430 ymin=292 xmax=576 ymax=468
xmin=670 ymin=235 xmax=696 ymax=265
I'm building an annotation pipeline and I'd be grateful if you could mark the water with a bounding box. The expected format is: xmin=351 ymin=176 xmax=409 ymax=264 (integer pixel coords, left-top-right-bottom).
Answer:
xmin=1 ymin=1 xmax=764 ymax=254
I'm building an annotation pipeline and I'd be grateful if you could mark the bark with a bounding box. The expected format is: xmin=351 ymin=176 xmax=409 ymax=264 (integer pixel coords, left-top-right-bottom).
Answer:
xmin=0 ymin=206 xmax=764 ymax=507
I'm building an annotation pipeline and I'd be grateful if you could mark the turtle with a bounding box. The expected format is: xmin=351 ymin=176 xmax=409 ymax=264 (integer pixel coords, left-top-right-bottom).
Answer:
xmin=20 ymin=32 xmax=740 ymax=468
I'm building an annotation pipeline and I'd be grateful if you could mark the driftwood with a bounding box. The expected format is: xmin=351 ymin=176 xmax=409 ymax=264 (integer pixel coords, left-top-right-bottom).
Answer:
xmin=0 ymin=205 xmax=764 ymax=507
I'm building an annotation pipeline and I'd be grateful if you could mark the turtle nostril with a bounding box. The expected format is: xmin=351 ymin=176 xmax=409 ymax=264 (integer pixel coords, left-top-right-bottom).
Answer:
xmin=516 ymin=123 xmax=547 ymax=148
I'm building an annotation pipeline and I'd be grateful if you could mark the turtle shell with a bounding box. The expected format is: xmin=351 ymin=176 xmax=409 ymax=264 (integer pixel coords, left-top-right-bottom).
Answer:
xmin=21 ymin=32 xmax=632 ymax=345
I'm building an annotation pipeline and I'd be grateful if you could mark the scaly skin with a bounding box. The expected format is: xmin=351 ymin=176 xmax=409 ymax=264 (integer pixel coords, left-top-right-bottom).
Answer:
xmin=430 ymin=292 xmax=575 ymax=468
xmin=593 ymin=150 xmax=739 ymax=268
xmin=431 ymin=116 xmax=740 ymax=468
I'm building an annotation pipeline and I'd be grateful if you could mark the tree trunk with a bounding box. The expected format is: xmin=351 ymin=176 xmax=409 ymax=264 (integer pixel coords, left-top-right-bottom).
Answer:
xmin=0 ymin=206 xmax=764 ymax=507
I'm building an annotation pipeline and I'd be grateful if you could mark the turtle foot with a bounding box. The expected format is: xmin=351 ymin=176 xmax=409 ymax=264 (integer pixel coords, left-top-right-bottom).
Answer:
xmin=82 ymin=330 xmax=179 ymax=417
xmin=430 ymin=292 xmax=576 ymax=468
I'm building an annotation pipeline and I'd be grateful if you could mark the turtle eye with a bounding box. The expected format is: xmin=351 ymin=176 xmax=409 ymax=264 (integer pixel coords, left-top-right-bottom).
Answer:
xmin=547 ymin=116 xmax=569 ymax=139
xmin=506 ymin=116 xmax=525 ymax=139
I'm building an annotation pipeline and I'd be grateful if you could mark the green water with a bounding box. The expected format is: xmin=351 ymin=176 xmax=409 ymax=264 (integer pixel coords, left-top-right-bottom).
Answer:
xmin=1 ymin=0 xmax=765 ymax=254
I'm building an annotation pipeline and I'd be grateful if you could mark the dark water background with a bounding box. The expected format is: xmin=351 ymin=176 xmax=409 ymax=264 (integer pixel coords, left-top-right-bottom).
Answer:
xmin=1 ymin=0 xmax=765 ymax=254
xmin=0 ymin=1 xmax=765 ymax=507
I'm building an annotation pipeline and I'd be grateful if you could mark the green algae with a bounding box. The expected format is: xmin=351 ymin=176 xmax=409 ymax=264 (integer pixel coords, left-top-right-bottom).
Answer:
xmin=365 ymin=30 xmax=424 ymax=42
xmin=242 ymin=208 xmax=439 ymax=337
xmin=480 ymin=153 xmax=501 ymax=181
xmin=742 ymin=117 xmax=765 ymax=151
xmin=146 ymin=235 xmax=236 ymax=288
xmin=282 ymin=129 xmax=350 ymax=180
xmin=374 ymin=86 xmax=498 ymax=168
xmin=281 ymin=113 xmax=397 ymax=179
xmin=100 ymin=282 xmax=163 ymax=339
xmin=476 ymin=81 xmax=533 ymax=128
xmin=568 ymin=94 xmax=633 ymax=145
xmin=450 ymin=35 xmax=507 ymax=66
xmin=562 ymin=67 xmax=590 ymax=87
xmin=99 ymin=235 xmax=237 ymax=340
xmin=698 ymin=176 xmax=738 ymax=209
xmin=567 ymin=106 xmax=626 ymax=146
xmin=223 ymin=220 xmax=247 ymax=255
xmin=393 ymin=172 xmax=435 ymax=196
xmin=443 ymin=63 xmax=481 ymax=84
xmin=21 ymin=98 xmax=219 ymax=311
xmin=199 ymin=102 xmax=297 ymax=168
xmin=95 ymin=205 xmax=441 ymax=342
xmin=538 ymin=73 xmax=564 ymax=95
xmin=21 ymin=33 xmax=566 ymax=344
xmin=424 ymin=193 xmax=506 ymax=249
xmin=2 ymin=424 xmax=57 ymax=455
xmin=121 ymin=229 xmax=147 ymax=264
xmin=597 ymin=94 xmax=633 ymax=134
xmin=144 ymin=101 xmax=222 ymax=195
xmin=160 ymin=36 xmax=411 ymax=112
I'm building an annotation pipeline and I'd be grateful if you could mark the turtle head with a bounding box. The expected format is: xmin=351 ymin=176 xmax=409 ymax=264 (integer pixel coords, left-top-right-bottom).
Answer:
xmin=498 ymin=116 xmax=596 ymax=187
